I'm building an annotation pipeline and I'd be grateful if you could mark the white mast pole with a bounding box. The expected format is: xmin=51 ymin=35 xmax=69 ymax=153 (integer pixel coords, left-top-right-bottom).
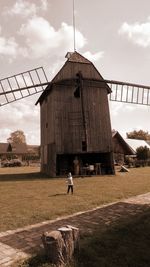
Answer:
xmin=73 ymin=0 xmax=76 ymax=51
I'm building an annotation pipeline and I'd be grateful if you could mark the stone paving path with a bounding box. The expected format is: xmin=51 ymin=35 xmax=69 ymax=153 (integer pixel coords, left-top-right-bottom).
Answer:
xmin=1 ymin=192 xmax=150 ymax=266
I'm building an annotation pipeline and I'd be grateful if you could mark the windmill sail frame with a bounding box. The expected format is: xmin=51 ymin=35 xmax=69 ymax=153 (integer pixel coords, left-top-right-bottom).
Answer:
xmin=0 ymin=67 xmax=48 ymax=106
xmin=0 ymin=68 xmax=150 ymax=106
xmin=107 ymin=79 xmax=150 ymax=106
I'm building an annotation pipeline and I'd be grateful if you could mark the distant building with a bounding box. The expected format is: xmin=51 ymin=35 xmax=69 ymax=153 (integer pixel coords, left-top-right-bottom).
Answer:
xmin=112 ymin=131 xmax=150 ymax=164
xmin=0 ymin=143 xmax=12 ymax=159
xmin=0 ymin=142 xmax=27 ymax=161
xmin=125 ymin=138 xmax=150 ymax=153
xmin=112 ymin=130 xmax=135 ymax=164
xmin=146 ymin=140 xmax=150 ymax=146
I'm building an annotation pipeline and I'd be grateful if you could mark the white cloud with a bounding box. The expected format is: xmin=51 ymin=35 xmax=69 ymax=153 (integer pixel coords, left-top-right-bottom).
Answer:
xmin=19 ymin=17 xmax=86 ymax=58
xmin=109 ymin=101 xmax=137 ymax=117
xmin=0 ymin=128 xmax=12 ymax=143
xmin=109 ymin=101 xmax=124 ymax=116
xmin=6 ymin=0 xmax=37 ymax=17
xmin=4 ymin=0 xmax=48 ymax=18
xmin=119 ymin=18 xmax=150 ymax=47
xmin=48 ymin=59 xmax=65 ymax=77
xmin=0 ymin=98 xmax=40 ymax=145
xmin=0 ymin=26 xmax=18 ymax=57
xmin=0 ymin=37 xmax=18 ymax=57
xmin=40 ymin=0 xmax=48 ymax=11
xmin=58 ymin=22 xmax=86 ymax=51
xmin=83 ymin=51 xmax=104 ymax=62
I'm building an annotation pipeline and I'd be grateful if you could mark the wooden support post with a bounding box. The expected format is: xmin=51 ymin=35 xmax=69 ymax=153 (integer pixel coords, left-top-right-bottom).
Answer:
xmin=41 ymin=230 xmax=65 ymax=266
xmin=58 ymin=227 xmax=74 ymax=262
xmin=66 ymin=225 xmax=80 ymax=251
xmin=42 ymin=225 xmax=80 ymax=266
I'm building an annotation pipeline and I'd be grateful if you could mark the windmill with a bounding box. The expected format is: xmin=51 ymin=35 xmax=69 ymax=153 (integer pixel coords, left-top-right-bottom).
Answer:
xmin=1 ymin=57 xmax=150 ymax=177
xmin=1 ymin=1 xmax=150 ymax=176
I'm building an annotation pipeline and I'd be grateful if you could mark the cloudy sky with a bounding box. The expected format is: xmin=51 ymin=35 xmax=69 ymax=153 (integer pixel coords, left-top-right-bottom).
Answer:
xmin=0 ymin=0 xmax=150 ymax=144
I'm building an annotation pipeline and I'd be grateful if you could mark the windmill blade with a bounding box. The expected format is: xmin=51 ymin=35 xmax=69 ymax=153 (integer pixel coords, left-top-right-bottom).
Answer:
xmin=0 ymin=70 xmax=150 ymax=107
xmin=0 ymin=67 xmax=49 ymax=106
xmin=54 ymin=77 xmax=150 ymax=106
xmin=107 ymin=79 xmax=150 ymax=106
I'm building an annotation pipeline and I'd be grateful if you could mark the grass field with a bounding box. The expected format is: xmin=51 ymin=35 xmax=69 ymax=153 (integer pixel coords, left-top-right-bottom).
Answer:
xmin=0 ymin=166 xmax=150 ymax=232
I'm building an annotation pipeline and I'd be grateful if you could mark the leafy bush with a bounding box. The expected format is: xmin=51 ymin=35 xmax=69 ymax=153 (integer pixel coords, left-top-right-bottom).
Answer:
xmin=136 ymin=146 xmax=150 ymax=160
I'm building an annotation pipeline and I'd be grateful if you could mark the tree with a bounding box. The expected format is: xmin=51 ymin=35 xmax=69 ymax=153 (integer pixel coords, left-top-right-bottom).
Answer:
xmin=126 ymin=130 xmax=150 ymax=140
xmin=7 ymin=130 xmax=26 ymax=144
xmin=136 ymin=146 xmax=150 ymax=160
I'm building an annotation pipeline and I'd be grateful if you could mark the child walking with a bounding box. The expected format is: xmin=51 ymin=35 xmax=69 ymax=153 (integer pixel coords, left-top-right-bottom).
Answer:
xmin=66 ymin=172 xmax=74 ymax=194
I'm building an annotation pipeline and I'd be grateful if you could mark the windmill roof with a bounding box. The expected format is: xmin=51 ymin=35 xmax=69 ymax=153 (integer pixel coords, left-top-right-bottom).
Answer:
xmin=36 ymin=51 xmax=111 ymax=105
xmin=65 ymin=51 xmax=92 ymax=64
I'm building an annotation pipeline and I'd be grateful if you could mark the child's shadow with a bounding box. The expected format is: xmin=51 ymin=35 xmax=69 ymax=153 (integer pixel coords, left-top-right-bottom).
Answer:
xmin=48 ymin=193 xmax=66 ymax=197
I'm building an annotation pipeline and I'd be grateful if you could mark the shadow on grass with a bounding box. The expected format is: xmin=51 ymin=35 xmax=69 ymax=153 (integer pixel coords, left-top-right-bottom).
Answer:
xmin=0 ymin=172 xmax=50 ymax=181
xmin=48 ymin=193 xmax=67 ymax=197
xmin=12 ymin=252 xmax=54 ymax=267
xmin=75 ymin=208 xmax=150 ymax=267
xmin=14 ymin=252 xmax=72 ymax=267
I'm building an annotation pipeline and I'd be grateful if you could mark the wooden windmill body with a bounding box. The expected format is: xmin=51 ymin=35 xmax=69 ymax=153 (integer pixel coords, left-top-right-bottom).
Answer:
xmin=1 ymin=53 xmax=150 ymax=177
xmin=36 ymin=51 xmax=115 ymax=176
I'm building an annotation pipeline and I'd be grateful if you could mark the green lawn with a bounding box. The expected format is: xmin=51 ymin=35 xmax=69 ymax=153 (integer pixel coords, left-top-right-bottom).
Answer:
xmin=0 ymin=166 xmax=150 ymax=232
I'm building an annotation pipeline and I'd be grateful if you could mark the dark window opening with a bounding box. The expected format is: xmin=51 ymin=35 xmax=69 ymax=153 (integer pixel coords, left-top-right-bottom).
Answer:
xmin=82 ymin=141 xmax=87 ymax=151
xmin=74 ymin=87 xmax=80 ymax=98
xmin=46 ymin=122 xmax=48 ymax=128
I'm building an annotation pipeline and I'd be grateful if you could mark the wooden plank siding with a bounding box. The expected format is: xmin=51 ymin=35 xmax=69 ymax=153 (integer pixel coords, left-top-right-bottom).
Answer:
xmin=38 ymin=52 xmax=114 ymax=176
xmin=41 ymin=84 xmax=112 ymax=154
